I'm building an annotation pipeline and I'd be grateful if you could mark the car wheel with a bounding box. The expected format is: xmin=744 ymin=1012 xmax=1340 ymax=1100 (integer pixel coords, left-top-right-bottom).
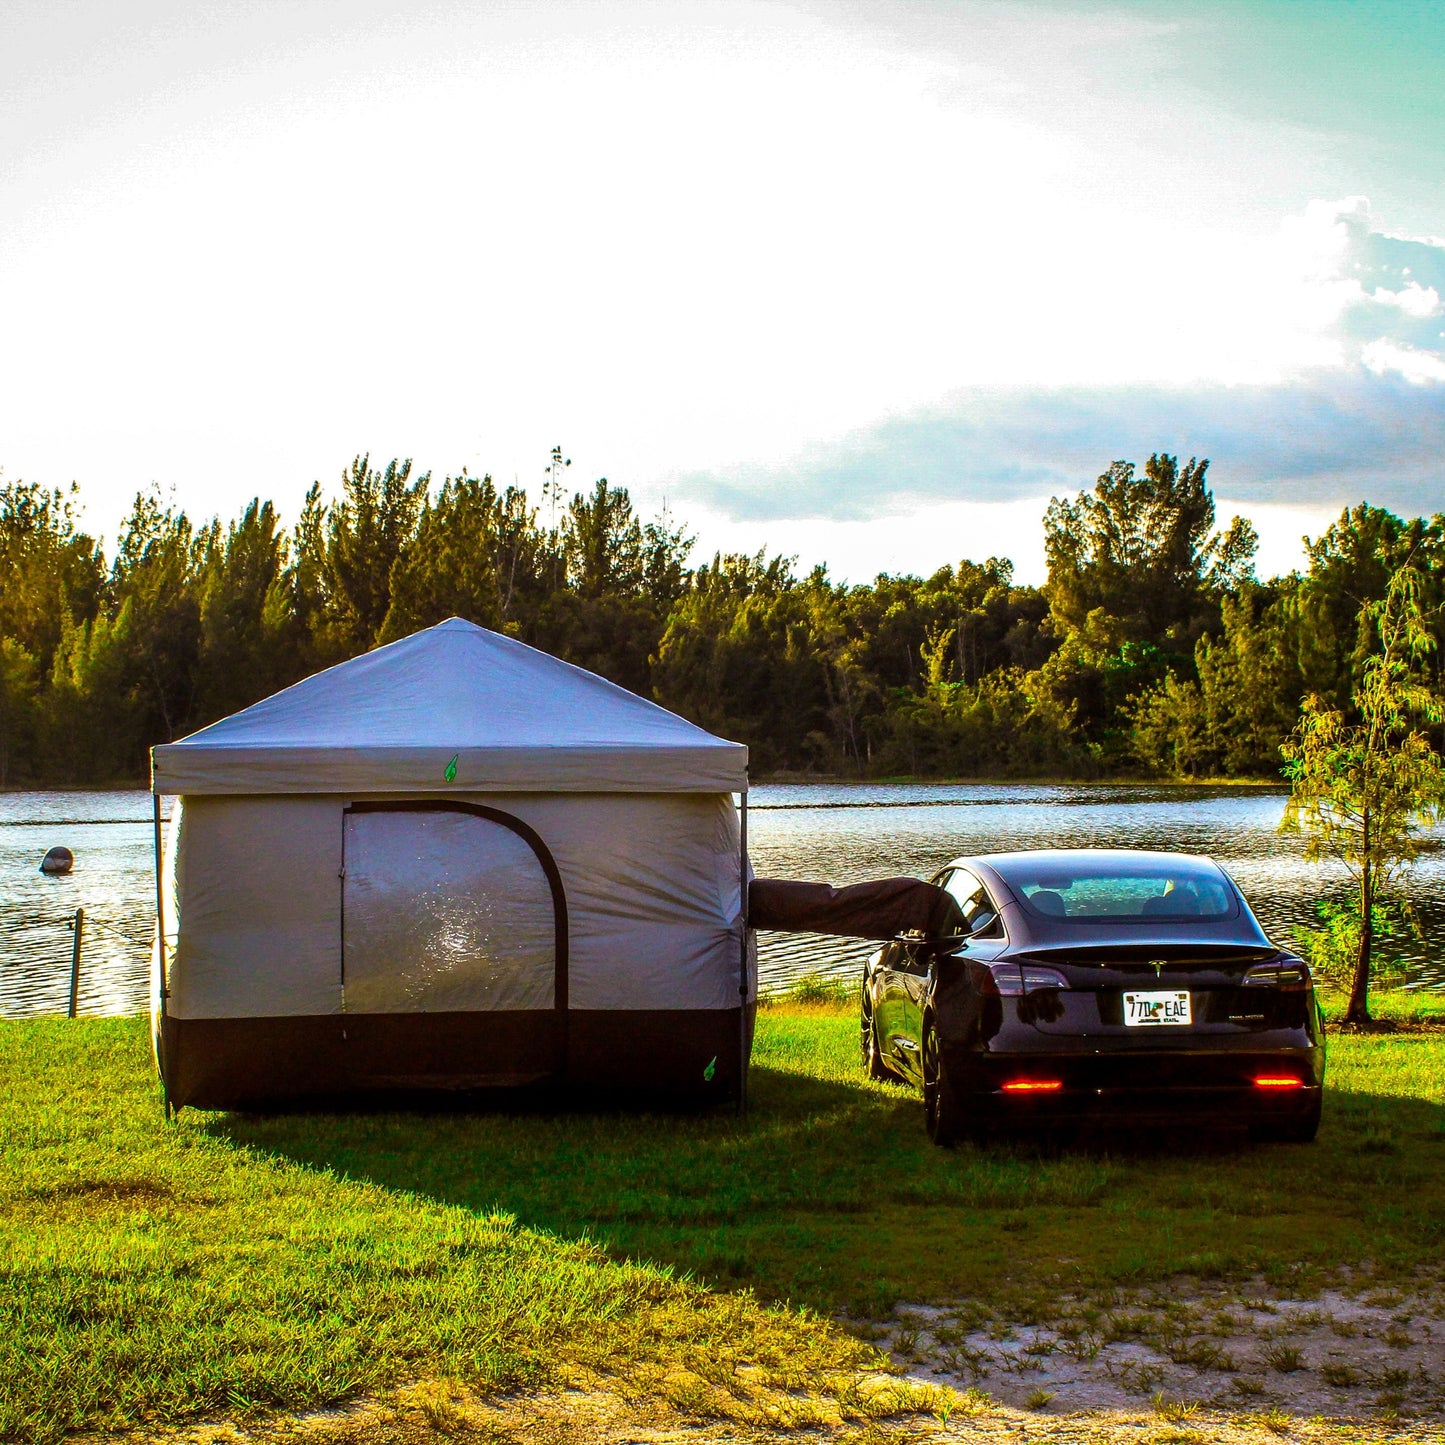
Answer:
xmin=860 ymin=992 xmax=891 ymax=1081
xmin=1251 ymin=1094 xmax=1322 ymax=1144
xmin=923 ymin=1019 xmax=965 ymax=1147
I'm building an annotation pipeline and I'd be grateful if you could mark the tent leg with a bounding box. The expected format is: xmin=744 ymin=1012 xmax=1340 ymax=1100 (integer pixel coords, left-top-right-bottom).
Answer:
xmin=738 ymin=786 xmax=749 ymax=1114
xmin=153 ymin=789 xmax=174 ymax=1122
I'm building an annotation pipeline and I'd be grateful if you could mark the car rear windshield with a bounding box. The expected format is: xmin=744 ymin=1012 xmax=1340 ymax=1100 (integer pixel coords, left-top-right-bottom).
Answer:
xmin=997 ymin=861 xmax=1237 ymax=923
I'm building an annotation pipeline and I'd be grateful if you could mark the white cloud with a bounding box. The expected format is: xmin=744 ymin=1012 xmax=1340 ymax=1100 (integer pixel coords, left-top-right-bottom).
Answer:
xmin=672 ymin=198 xmax=1445 ymax=526
xmin=1371 ymin=283 xmax=1440 ymax=318
xmin=671 ymin=367 xmax=1445 ymax=523
xmin=1361 ymin=340 xmax=1445 ymax=384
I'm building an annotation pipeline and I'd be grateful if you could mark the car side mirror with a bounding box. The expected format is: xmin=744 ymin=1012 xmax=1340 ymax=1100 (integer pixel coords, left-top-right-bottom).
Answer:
xmin=920 ymin=932 xmax=971 ymax=957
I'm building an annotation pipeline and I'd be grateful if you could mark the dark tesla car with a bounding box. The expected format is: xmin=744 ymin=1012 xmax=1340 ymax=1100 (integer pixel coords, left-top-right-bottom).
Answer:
xmin=859 ymin=849 xmax=1325 ymax=1145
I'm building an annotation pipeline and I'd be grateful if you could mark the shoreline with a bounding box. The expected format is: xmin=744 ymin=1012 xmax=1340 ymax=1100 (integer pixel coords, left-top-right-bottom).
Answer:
xmin=754 ymin=772 xmax=1285 ymax=789
xmin=2 ymin=774 xmax=1290 ymax=794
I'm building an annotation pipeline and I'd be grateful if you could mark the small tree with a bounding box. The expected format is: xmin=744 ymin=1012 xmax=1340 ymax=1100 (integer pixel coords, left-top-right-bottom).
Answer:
xmin=1280 ymin=564 xmax=1445 ymax=1024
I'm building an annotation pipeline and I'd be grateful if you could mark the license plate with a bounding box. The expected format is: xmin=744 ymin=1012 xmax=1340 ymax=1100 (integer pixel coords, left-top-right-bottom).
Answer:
xmin=1123 ymin=990 xmax=1192 ymax=1027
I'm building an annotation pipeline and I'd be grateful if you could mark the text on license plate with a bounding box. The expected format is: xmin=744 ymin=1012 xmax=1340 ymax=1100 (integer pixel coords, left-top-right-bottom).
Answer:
xmin=1123 ymin=990 xmax=1192 ymax=1027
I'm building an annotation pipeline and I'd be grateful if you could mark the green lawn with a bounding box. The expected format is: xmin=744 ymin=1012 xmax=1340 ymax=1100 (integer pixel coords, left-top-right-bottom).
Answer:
xmin=2 ymin=997 xmax=1443 ymax=1442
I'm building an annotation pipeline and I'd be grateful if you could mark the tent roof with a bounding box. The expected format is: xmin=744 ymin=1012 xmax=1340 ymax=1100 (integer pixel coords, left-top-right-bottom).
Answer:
xmin=151 ymin=618 xmax=747 ymax=795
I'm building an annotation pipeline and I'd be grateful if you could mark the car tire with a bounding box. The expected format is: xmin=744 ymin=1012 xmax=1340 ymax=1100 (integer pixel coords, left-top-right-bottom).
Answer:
xmin=923 ymin=1019 xmax=965 ymax=1147
xmin=1251 ymin=1094 xmax=1322 ymax=1144
xmin=860 ymin=993 xmax=891 ymax=1081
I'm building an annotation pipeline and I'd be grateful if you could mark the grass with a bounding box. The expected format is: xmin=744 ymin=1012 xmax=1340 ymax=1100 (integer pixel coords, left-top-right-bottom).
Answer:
xmin=1319 ymin=987 xmax=1445 ymax=1028
xmin=2 ymin=991 xmax=1443 ymax=1442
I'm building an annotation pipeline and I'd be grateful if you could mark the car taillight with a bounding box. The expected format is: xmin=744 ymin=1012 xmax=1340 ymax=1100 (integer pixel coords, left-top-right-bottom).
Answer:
xmin=1253 ymin=1075 xmax=1303 ymax=1089
xmin=989 ymin=963 xmax=1069 ymax=995
xmin=1002 ymin=1079 xmax=1062 ymax=1093
xmin=1243 ymin=959 xmax=1309 ymax=990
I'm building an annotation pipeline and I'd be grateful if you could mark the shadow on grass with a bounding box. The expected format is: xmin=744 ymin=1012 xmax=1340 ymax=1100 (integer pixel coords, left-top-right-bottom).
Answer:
xmin=204 ymin=1044 xmax=1445 ymax=1314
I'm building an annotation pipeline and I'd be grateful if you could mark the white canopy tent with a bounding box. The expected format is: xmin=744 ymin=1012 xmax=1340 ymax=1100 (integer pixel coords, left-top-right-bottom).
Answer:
xmin=150 ymin=619 xmax=753 ymax=1110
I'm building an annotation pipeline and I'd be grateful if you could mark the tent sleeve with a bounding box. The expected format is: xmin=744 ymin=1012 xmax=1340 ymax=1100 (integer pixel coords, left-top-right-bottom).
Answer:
xmin=747 ymin=877 xmax=964 ymax=940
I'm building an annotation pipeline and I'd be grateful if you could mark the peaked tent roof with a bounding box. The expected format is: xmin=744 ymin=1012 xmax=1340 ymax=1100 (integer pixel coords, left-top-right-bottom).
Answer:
xmin=151 ymin=618 xmax=747 ymax=794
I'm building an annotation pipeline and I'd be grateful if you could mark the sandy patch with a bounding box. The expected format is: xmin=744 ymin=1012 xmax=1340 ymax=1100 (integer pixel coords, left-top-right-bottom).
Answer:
xmin=71 ymin=1375 xmax=1445 ymax=1445
xmin=873 ymin=1278 xmax=1445 ymax=1425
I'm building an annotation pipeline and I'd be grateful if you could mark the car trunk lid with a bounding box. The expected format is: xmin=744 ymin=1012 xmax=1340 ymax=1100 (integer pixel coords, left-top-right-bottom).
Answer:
xmin=1001 ymin=944 xmax=1306 ymax=1037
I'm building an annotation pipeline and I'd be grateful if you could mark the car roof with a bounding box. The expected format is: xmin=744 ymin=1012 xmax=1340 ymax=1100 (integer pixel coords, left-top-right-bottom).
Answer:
xmin=970 ymin=847 xmax=1228 ymax=875
xmin=940 ymin=848 xmax=1272 ymax=950
xmin=943 ymin=848 xmax=1231 ymax=889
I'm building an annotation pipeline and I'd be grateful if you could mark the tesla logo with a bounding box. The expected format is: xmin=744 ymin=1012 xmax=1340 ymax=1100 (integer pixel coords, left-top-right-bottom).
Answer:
xmin=1150 ymin=960 xmax=1166 ymax=977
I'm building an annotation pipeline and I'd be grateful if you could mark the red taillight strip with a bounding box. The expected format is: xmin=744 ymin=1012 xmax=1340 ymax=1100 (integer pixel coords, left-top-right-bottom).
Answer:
xmin=1002 ymin=1079 xmax=1062 ymax=1093
xmin=1253 ymin=1075 xmax=1303 ymax=1090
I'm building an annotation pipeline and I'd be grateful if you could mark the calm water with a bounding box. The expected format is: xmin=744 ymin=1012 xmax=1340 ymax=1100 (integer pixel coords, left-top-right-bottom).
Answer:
xmin=4 ymin=784 xmax=1443 ymax=1017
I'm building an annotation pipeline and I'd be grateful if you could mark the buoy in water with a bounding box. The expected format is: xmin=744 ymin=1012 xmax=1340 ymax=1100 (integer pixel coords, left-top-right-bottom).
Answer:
xmin=40 ymin=846 xmax=74 ymax=876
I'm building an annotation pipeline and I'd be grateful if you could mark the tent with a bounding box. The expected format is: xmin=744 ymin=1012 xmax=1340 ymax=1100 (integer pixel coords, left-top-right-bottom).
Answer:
xmin=149 ymin=618 xmax=752 ymax=1110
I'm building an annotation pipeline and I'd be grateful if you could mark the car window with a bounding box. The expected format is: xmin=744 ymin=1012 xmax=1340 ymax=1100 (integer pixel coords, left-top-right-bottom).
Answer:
xmin=998 ymin=862 xmax=1237 ymax=922
xmin=945 ymin=868 xmax=1003 ymax=937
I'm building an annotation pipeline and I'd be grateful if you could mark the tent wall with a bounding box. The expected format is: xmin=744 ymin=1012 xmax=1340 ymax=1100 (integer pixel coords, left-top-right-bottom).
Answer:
xmin=154 ymin=790 xmax=753 ymax=1108
xmin=163 ymin=796 xmax=344 ymax=1017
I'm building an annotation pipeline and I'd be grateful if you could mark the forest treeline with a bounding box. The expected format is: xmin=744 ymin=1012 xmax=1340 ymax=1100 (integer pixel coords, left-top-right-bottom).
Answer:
xmin=0 ymin=451 xmax=1440 ymax=786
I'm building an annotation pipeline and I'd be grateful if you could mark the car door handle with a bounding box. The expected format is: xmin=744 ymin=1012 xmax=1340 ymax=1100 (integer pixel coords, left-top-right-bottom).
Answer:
xmin=894 ymin=1038 xmax=919 ymax=1052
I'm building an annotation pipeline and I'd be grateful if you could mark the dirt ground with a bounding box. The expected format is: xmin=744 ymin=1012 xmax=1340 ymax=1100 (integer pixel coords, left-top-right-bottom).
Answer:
xmin=72 ymin=1276 xmax=1445 ymax=1445
xmin=290 ymin=1386 xmax=1445 ymax=1443
xmin=78 ymin=1356 xmax=1445 ymax=1445
xmin=869 ymin=1275 xmax=1445 ymax=1435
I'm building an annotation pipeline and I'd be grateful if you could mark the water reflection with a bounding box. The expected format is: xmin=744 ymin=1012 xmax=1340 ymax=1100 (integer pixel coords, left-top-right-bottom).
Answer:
xmin=0 ymin=792 xmax=162 ymax=1017
xmin=3 ymin=785 xmax=1441 ymax=1017
xmin=747 ymin=783 xmax=1445 ymax=996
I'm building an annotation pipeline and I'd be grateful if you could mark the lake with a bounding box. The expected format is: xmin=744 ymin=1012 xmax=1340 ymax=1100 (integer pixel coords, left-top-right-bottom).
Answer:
xmin=4 ymin=783 xmax=1442 ymax=1017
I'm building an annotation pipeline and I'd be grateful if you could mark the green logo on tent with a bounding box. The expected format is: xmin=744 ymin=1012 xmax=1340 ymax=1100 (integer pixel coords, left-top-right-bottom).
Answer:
xmin=703 ymin=1055 xmax=717 ymax=1082
xmin=444 ymin=754 xmax=458 ymax=783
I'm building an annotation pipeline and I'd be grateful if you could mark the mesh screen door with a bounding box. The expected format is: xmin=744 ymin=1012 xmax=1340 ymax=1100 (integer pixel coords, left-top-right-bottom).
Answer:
xmin=343 ymin=806 xmax=559 ymax=1013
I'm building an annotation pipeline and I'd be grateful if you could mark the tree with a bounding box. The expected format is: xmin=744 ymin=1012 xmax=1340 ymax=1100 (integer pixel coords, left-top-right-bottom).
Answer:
xmin=7 ymin=450 xmax=1445 ymax=792
xmin=0 ymin=638 xmax=38 ymax=786
xmin=1040 ymin=453 xmax=1258 ymax=761
xmin=193 ymin=499 xmax=293 ymax=725
xmin=1127 ymin=672 xmax=1209 ymax=777
xmin=109 ymin=489 xmax=202 ymax=748
xmin=564 ymin=479 xmax=644 ymax=598
xmin=641 ymin=502 xmax=694 ymax=611
xmin=0 ymin=477 xmax=104 ymax=672
xmin=1194 ymin=580 xmax=1305 ymax=776
xmin=380 ymin=473 xmax=540 ymax=641
xmin=1295 ymin=505 xmax=1445 ymax=711
xmin=652 ymin=551 xmax=836 ymax=771
xmin=1043 ymin=453 xmax=1257 ymax=657
xmin=1280 ymin=563 xmax=1445 ymax=1024
xmin=44 ymin=603 xmax=144 ymax=782
xmin=289 ymin=481 xmax=331 ymax=666
xmin=322 ymin=456 xmax=427 ymax=653
xmin=542 ymin=445 xmax=571 ymax=592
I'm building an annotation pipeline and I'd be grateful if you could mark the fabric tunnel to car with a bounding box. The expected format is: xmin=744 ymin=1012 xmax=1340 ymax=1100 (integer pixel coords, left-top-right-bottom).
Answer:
xmin=747 ymin=877 xmax=963 ymax=940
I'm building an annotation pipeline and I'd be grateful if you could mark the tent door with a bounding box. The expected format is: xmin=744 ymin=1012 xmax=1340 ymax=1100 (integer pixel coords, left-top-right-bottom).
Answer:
xmin=341 ymin=803 xmax=567 ymax=1083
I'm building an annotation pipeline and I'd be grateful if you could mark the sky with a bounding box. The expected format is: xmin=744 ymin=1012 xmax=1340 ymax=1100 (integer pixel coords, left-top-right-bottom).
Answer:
xmin=2 ymin=0 xmax=1443 ymax=584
